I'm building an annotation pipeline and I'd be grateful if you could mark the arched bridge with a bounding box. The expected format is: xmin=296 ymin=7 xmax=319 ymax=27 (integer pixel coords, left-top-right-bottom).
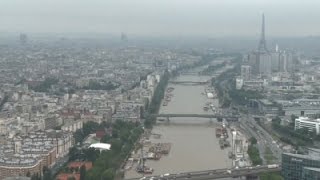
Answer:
xmin=151 ymin=113 xmax=239 ymax=119
xmin=126 ymin=164 xmax=281 ymax=180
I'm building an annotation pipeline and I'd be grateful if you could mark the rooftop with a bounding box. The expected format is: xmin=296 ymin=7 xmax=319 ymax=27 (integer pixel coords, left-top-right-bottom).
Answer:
xmin=89 ymin=143 xmax=111 ymax=150
xmin=304 ymin=167 xmax=320 ymax=172
xmin=296 ymin=117 xmax=320 ymax=123
xmin=283 ymin=152 xmax=320 ymax=161
xmin=259 ymin=99 xmax=274 ymax=106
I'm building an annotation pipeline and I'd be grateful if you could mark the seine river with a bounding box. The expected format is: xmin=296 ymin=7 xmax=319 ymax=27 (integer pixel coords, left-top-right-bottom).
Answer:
xmin=125 ymin=74 xmax=233 ymax=178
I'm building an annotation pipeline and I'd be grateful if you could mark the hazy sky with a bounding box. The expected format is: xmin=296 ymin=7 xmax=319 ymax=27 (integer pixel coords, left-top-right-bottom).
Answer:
xmin=0 ymin=0 xmax=319 ymax=37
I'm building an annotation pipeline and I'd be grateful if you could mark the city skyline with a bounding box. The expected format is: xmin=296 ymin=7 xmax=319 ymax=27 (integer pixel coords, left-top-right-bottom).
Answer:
xmin=0 ymin=0 xmax=320 ymax=37
xmin=1 ymin=1 xmax=320 ymax=180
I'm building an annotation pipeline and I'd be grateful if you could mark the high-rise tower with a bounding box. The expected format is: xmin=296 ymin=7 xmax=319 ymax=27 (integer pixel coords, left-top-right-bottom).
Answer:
xmin=258 ymin=13 xmax=267 ymax=52
xmin=257 ymin=13 xmax=271 ymax=75
xmin=248 ymin=13 xmax=272 ymax=76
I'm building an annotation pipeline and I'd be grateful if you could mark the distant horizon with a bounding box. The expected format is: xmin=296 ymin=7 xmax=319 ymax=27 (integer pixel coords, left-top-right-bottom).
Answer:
xmin=1 ymin=0 xmax=320 ymax=37
xmin=1 ymin=31 xmax=320 ymax=39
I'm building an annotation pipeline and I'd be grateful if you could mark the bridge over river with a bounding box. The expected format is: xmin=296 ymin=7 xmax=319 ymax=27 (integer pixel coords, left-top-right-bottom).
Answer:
xmin=168 ymin=80 xmax=210 ymax=85
xmin=126 ymin=165 xmax=281 ymax=180
xmin=151 ymin=113 xmax=239 ymax=120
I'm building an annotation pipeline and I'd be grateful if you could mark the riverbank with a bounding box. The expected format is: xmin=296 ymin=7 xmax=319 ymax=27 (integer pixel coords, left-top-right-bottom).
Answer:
xmin=125 ymin=124 xmax=232 ymax=178
xmin=125 ymin=72 xmax=233 ymax=178
xmin=124 ymin=55 xmax=248 ymax=179
xmin=144 ymin=70 xmax=170 ymax=128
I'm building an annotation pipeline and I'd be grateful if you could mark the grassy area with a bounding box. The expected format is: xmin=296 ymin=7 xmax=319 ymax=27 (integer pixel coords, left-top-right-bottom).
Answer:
xmin=264 ymin=147 xmax=277 ymax=164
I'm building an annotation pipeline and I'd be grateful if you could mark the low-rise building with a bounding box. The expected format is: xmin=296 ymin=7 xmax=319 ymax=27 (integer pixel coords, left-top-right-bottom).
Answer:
xmin=0 ymin=130 xmax=73 ymax=180
xmin=0 ymin=156 xmax=42 ymax=180
xmin=295 ymin=117 xmax=320 ymax=135
xmin=278 ymin=99 xmax=320 ymax=117
xmin=61 ymin=120 xmax=83 ymax=132
xmin=257 ymin=99 xmax=279 ymax=116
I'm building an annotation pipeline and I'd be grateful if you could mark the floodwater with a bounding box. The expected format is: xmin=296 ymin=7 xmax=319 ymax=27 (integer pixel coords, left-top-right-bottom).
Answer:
xmin=125 ymin=73 xmax=233 ymax=178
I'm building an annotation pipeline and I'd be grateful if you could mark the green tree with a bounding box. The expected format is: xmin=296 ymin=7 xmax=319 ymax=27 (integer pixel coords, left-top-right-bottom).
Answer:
xmin=73 ymin=130 xmax=84 ymax=145
xmin=82 ymin=121 xmax=100 ymax=136
xmin=85 ymin=167 xmax=103 ymax=180
xmin=84 ymin=148 xmax=99 ymax=162
xmin=144 ymin=70 xmax=169 ymax=128
xmin=31 ymin=173 xmax=40 ymax=180
xmin=80 ymin=164 xmax=86 ymax=180
xmin=110 ymin=139 xmax=123 ymax=152
xmin=249 ymin=137 xmax=257 ymax=145
xmin=83 ymin=121 xmax=144 ymax=180
xmin=69 ymin=147 xmax=78 ymax=161
xmin=70 ymin=167 xmax=75 ymax=173
xmin=42 ymin=166 xmax=52 ymax=180
xmin=73 ymin=121 xmax=101 ymax=146
xmin=100 ymin=134 xmax=112 ymax=143
xmin=64 ymin=166 xmax=70 ymax=173
xmin=272 ymin=116 xmax=281 ymax=125
xmin=101 ymin=168 xmax=115 ymax=180
xmin=247 ymin=145 xmax=263 ymax=165
xmin=67 ymin=176 xmax=76 ymax=180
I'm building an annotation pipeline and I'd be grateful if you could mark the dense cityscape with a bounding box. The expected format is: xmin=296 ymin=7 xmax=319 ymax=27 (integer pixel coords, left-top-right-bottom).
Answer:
xmin=1 ymin=1 xmax=320 ymax=180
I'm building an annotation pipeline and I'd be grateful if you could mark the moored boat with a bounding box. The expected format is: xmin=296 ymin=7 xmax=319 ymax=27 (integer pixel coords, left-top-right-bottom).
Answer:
xmin=136 ymin=166 xmax=153 ymax=174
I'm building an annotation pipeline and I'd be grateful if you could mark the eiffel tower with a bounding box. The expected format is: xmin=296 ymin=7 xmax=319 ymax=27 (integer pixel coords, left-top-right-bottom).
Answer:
xmin=258 ymin=13 xmax=268 ymax=52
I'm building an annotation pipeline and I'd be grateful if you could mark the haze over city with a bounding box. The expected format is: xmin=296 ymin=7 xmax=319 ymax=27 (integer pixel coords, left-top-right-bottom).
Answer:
xmin=0 ymin=0 xmax=320 ymax=37
xmin=1 ymin=1 xmax=320 ymax=180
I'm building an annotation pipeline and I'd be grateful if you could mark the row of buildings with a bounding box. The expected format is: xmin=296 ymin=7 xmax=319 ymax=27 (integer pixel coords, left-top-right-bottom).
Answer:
xmin=243 ymin=14 xmax=296 ymax=78
xmin=236 ymin=14 xmax=299 ymax=91
xmin=235 ymin=13 xmax=320 ymax=180
xmin=236 ymin=15 xmax=320 ymax=127
xmin=0 ymin=130 xmax=73 ymax=180
xmin=0 ymin=40 xmax=203 ymax=179
xmin=245 ymin=47 xmax=295 ymax=76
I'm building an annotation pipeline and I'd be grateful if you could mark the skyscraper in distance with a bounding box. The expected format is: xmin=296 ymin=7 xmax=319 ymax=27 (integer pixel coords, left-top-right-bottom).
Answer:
xmin=271 ymin=50 xmax=280 ymax=72
xmin=121 ymin=32 xmax=128 ymax=42
xmin=19 ymin=33 xmax=27 ymax=45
